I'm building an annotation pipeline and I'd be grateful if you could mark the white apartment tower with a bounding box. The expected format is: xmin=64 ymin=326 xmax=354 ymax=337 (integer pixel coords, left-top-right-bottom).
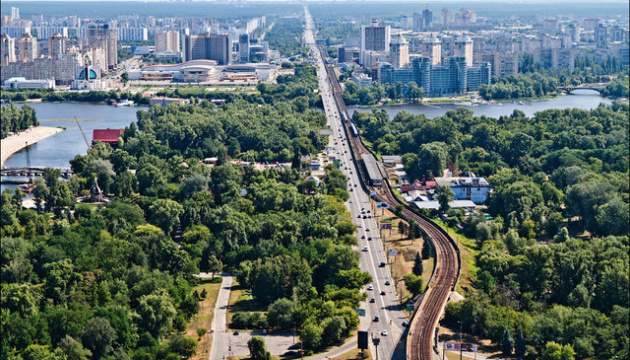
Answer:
xmin=155 ymin=30 xmax=180 ymax=53
xmin=1 ymin=33 xmax=16 ymax=65
xmin=454 ymin=36 xmax=473 ymax=66
xmin=360 ymin=19 xmax=390 ymax=64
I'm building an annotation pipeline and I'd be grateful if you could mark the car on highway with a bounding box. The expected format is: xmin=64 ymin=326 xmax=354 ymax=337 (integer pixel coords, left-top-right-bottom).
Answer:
xmin=350 ymin=188 xmax=354 ymax=191
xmin=381 ymin=330 xmax=388 ymax=336
xmin=380 ymin=291 xmax=386 ymax=295
xmin=284 ymin=351 xmax=298 ymax=356
xmin=362 ymin=246 xmax=368 ymax=252
xmin=363 ymin=215 xmax=367 ymax=219
xmin=358 ymin=224 xmax=363 ymax=228
xmin=385 ymin=281 xmax=391 ymax=286
xmin=379 ymin=262 xmax=386 ymax=267
xmin=368 ymin=237 xmax=373 ymax=241
xmin=402 ymin=321 xmax=410 ymax=327
xmin=370 ymin=298 xmax=376 ymax=303
xmin=357 ymin=215 xmax=362 ymax=218
xmin=373 ymin=316 xmax=380 ymax=322
xmin=367 ymin=284 xmax=374 ymax=290
xmin=361 ymin=235 xmax=366 ymax=239
xmin=366 ymin=228 xmax=370 ymax=231
xmin=354 ymin=184 xmax=358 ymax=187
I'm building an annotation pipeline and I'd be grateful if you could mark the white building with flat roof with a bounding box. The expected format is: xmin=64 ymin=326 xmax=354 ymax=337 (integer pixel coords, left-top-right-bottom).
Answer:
xmin=3 ymin=77 xmax=55 ymax=89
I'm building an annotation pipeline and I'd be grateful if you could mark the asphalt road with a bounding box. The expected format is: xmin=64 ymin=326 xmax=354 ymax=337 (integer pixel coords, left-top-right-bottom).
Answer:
xmin=305 ymin=7 xmax=407 ymax=360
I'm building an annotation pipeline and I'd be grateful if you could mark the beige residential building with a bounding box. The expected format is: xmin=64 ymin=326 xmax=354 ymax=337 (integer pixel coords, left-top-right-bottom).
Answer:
xmin=87 ymin=21 xmax=118 ymax=68
xmin=48 ymin=32 xmax=66 ymax=59
xmin=390 ymin=33 xmax=409 ymax=68
xmin=17 ymin=32 xmax=38 ymax=62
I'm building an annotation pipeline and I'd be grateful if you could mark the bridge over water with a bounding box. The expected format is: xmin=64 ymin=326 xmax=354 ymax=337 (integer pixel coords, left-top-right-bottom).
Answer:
xmin=1 ymin=166 xmax=73 ymax=181
xmin=558 ymin=84 xmax=606 ymax=94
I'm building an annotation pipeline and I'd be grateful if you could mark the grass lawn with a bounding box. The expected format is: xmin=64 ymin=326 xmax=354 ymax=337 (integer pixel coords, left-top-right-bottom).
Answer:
xmin=433 ymin=219 xmax=479 ymax=295
xmin=331 ymin=348 xmax=373 ymax=360
xmin=227 ymin=280 xmax=266 ymax=323
xmin=371 ymin=205 xmax=434 ymax=316
xmin=186 ymin=278 xmax=223 ymax=360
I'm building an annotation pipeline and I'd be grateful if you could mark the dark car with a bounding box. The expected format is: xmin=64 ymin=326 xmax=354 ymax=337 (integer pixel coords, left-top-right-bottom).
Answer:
xmin=368 ymin=237 xmax=373 ymax=241
xmin=373 ymin=316 xmax=380 ymax=322
xmin=363 ymin=215 xmax=367 ymax=219
xmin=379 ymin=262 xmax=386 ymax=267
xmin=366 ymin=228 xmax=370 ymax=231
xmin=284 ymin=351 xmax=298 ymax=357
xmin=361 ymin=235 xmax=366 ymax=239
xmin=370 ymin=298 xmax=376 ymax=303
xmin=380 ymin=291 xmax=386 ymax=295
xmin=385 ymin=281 xmax=391 ymax=286
xmin=288 ymin=344 xmax=301 ymax=350
xmin=234 ymin=330 xmax=240 ymax=335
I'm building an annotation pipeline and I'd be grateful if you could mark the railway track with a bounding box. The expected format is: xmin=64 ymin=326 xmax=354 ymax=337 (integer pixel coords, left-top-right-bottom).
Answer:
xmin=320 ymin=50 xmax=461 ymax=360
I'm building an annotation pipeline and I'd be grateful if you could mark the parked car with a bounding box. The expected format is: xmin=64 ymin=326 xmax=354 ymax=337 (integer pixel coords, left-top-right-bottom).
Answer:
xmin=373 ymin=316 xmax=380 ymax=322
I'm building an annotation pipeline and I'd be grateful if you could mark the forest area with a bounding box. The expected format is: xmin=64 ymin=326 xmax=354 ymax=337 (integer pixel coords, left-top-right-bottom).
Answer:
xmin=0 ymin=64 xmax=368 ymax=359
xmin=351 ymin=103 xmax=629 ymax=359
xmin=0 ymin=104 xmax=39 ymax=138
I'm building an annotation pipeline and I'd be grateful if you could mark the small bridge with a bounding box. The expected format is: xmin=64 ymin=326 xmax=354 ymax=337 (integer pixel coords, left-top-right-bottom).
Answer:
xmin=0 ymin=166 xmax=73 ymax=178
xmin=559 ymin=84 xmax=606 ymax=94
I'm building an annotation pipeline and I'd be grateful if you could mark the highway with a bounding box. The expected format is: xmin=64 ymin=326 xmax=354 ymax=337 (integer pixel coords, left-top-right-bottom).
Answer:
xmin=305 ymin=6 xmax=461 ymax=360
xmin=305 ymin=7 xmax=407 ymax=360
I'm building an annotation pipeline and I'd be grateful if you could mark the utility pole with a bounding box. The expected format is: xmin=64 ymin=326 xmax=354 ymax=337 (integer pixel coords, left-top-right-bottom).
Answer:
xmin=459 ymin=321 xmax=463 ymax=360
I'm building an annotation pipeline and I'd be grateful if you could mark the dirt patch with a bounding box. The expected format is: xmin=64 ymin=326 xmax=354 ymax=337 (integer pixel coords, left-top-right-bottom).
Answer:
xmin=186 ymin=280 xmax=222 ymax=360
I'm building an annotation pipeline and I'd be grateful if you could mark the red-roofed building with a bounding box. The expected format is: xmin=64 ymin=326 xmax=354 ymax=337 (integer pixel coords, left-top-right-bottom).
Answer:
xmin=93 ymin=129 xmax=124 ymax=146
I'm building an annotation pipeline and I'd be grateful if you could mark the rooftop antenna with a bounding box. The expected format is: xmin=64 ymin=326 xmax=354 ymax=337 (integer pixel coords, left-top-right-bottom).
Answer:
xmin=75 ymin=116 xmax=91 ymax=150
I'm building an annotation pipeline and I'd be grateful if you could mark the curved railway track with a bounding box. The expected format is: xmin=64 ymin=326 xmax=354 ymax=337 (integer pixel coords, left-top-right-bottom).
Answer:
xmin=321 ymin=54 xmax=461 ymax=360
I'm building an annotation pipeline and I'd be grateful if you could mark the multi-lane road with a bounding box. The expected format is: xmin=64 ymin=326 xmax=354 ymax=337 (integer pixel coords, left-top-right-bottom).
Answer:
xmin=305 ymin=6 xmax=461 ymax=360
xmin=305 ymin=7 xmax=407 ymax=360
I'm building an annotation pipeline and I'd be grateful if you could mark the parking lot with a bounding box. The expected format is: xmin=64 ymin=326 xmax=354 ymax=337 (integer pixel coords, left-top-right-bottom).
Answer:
xmin=226 ymin=330 xmax=298 ymax=356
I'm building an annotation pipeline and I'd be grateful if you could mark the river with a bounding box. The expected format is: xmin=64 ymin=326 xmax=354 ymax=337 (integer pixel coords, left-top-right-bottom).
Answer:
xmin=0 ymin=91 xmax=614 ymax=192
xmin=347 ymin=89 xmax=613 ymax=120
xmin=1 ymin=102 xmax=144 ymax=192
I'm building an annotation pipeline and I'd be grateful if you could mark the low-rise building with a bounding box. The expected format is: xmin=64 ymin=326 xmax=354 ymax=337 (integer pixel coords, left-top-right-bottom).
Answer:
xmin=2 ymin=76 xmax=54 ymax=89
xmin=435 ymin=176 xmax=492 ymax=204
xmin=149 ymin=97 xmax=186 ymax=106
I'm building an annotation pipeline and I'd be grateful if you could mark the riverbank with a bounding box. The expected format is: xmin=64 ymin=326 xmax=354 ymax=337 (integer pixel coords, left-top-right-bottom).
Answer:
xmin=1 ymin=126 xmax=64 ymax=167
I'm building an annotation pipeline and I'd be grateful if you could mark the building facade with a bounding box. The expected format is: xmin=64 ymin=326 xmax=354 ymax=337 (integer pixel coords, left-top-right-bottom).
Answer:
xmin=87 ymin=21 xmax=118 ymax=68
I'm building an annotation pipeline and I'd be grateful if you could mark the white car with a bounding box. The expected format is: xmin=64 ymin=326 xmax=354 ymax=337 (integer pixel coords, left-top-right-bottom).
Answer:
xmin=381 ymin=330 xmax=388 ymax=336
xmin=367 ymin=284 xmax=374 ymax=290
xmin=362 ymin=246 xmax=368 ymax=252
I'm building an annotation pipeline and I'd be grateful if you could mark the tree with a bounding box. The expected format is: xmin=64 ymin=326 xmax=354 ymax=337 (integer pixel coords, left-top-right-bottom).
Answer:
xmin=404 ymin=273 xmax=424 ymax=296
xmin=205 ymin=254 xmax=222 ymax=278
xmin=136 ymin=289 xmax=177 ymax=340
xmin=540 ymin=342 xmax=576 ymax=360
xmin=501 ymin=329 xmax=514 ymax=355
xmin=267 ymin=298 xmax=295 ymax=329
xmin=80 ymin=317 xmax=117 ymax=359
xmin=421 ymin=238 xmax=431 ymax=259
xmin=248 ymin=336 xmax=271 ymax=360
xmin=412 ymin=252 xmax=423 ymax=276
xmin=514 ymin=329 xmax=526 ymax=357
xmin=121 ymin=72 xmax=129 ymax=84
xmin=398 ymin=221 xmax=407 ymax=237
xmin=149 ymin=199 xmax=184 ymax=235
xmin=437 ymin=185 xmax=454 ymax=213
xmin=59 ymin=335 xmax=93 ymax=360
xmin=321 ymin=316 xmax=347 ymax=346
xmin=168 ymin=335 xmax=198 ymax=359
xmin=301 ymin=323 xmax=323 ymax=350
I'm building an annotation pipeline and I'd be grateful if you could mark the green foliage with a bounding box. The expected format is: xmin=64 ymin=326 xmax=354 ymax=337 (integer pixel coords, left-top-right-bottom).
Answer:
xmin=267 ymin=298 xmax=295 ymax=329
xmin=412 ymin=252 xmax=423 ymax=276
xmin=265 ymin=18 xmax=309 ymax=57
xmin=248 ymin=336 xmax=271 ymax=360
xmin=403 ymin=273 xmax=424 ymax=296
xmin=479 ymin=73 xmax=559 ymax=101
xmin=1 ymin=103 xmax=39 ymax=138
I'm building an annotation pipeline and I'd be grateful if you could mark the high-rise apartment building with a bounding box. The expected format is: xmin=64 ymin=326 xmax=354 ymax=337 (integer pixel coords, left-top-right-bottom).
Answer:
xmin=155 ymin=30 xmax=180 ymax=54
xmin=441 ymin=8 xmax=451 ymax=27
xmin=423 ymin=8 xmax=433 ymax=29
xmin=390 ymin=33 xmax=409 ymax=68
xmin=423 ymin=37 xmax=441 ymax=65
xmin=11 ymin=7 xmax=20 ymax=20
xmin=18 ymin=32 xmax=38 ymax=62
xmin=1 ymin=33 xmax=16 ymax=65
xmin=454 ymin=37 xmax=473 ymax=66
xmin=238 ymin=33 xmax=249 ymax=62
xmin=595 ymin=23 xmax=608 ymax=46
xmin=184 ymin=33 xmax=231 ymax=65
xmin=48 ymin=32 xmax=66 ymax=59
xmin=360 ymin=20 xmax=390 ymax=64
xmin=87 ymin=21 xmax=118 ymax=68
xmin=338 ymin=46 xmax=360 ymax=63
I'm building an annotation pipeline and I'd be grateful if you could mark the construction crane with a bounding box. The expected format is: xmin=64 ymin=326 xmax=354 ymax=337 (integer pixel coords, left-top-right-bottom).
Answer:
xmin=75 ymin=116 xmax=91 ymax=150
